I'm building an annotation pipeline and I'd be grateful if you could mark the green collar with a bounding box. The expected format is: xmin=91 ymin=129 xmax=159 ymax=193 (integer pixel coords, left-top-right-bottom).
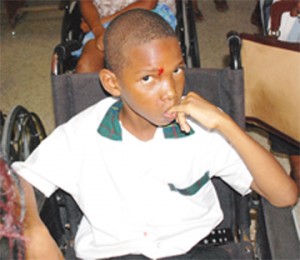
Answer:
xmin=97 ymin=100 xmax=195 ymax=141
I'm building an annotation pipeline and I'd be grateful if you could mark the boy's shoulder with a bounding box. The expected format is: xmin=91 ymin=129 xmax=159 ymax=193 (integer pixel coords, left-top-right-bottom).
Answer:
xmin=71 ymin=96 xmax=117 ymax=122
xmin=59 ymin=97 xmax=118 ymax=134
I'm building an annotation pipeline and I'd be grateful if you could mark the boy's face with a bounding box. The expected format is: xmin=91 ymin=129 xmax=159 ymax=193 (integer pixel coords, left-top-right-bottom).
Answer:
xmin=116 ymin=37 xmax=185 ymax=127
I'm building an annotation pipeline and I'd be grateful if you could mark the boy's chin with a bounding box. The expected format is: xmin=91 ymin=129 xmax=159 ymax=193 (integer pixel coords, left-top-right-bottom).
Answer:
xmin=157 ymin=119 xmax=176 ymax=127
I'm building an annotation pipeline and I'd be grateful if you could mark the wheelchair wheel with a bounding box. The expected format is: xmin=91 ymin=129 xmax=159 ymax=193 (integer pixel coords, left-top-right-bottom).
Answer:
xmin=1 ymin=105 xmax=46 ymax=163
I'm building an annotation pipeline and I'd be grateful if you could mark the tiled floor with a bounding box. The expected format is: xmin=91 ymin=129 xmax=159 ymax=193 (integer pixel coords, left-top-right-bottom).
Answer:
xmin=1 ymin=1 xmax=62 ymax=133
xmin=1 ymin=0 xmax=299 ymax=248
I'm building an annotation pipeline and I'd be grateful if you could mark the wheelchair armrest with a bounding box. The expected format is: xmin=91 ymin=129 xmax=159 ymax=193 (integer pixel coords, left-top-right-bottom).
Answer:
xmin=51 ymin=40 xmax=82 ymax=75
xmin=227 ymin=31 xmax=242 ymax=70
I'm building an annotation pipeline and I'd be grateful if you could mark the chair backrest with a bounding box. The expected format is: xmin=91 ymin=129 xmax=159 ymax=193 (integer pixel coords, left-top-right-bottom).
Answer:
xmin=241 ymin=33 xmax=300 ymax=146
xmin=51 ymin=67 xmax=249 ymax=233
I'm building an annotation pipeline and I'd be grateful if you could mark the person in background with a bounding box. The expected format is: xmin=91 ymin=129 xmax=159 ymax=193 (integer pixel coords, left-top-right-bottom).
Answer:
xmin=75 ymin=0 xmax=176 ymax=73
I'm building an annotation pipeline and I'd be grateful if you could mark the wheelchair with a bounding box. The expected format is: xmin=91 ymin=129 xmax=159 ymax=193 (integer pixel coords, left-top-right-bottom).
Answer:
xmin=46 ymin=25 xmax=300 ymax=258
xmin=41 ymin=28 xmax=262 ymax=259
xmin=51 ymin=0 xmax=200 ymax=75
xmin=0 ymin=106 xmax=46 ymax=259
xmin=0 ymin=105 xmax=47 ymax=212
xmin=240 ymin=2 xmax=300 ymax=258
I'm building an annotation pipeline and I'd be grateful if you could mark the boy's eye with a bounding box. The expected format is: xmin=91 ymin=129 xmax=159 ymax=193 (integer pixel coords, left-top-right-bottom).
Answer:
xmin=174 ymin=67 xmax=184 ymax=74
xmin=141 ymin=75 xmax=152 ymax=83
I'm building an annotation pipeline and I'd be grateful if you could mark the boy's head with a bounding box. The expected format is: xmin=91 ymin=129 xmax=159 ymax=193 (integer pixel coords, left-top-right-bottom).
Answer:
xmin=104 ymin=8 xmax=177 ymax=73
xmin=100 ymin=9 xmax=185 ymax=131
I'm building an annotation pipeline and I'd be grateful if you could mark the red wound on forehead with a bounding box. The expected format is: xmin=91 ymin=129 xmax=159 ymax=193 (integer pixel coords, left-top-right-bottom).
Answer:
xmin=158 ymin=67 xmax=164 ymax=76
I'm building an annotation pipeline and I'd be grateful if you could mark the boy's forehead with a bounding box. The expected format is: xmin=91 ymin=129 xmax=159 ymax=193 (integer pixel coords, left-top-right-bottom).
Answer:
xmin=123 ymin=37 xmax=180 ymax=57
xmin=121 ymin=37 xmax=182 ymax=70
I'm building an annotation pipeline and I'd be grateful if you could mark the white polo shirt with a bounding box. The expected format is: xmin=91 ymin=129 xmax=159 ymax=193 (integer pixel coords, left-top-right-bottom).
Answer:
xmin=12 ymin=97 xmax=252 ymax=259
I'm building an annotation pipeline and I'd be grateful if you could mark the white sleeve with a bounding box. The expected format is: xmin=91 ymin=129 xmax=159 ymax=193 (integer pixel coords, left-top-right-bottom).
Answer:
xmin=12 ymin=125 xmax=80 ymax=198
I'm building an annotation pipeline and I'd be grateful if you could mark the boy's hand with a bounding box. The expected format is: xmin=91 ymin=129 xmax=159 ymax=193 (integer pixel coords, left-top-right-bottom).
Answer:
xmin=168 ymin=92 xmax=229 ymax=133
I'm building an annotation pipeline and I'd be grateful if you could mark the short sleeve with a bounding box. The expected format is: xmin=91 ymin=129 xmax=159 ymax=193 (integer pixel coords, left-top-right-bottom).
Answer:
xmin=12 ymin=126 xmax=79 ymax=198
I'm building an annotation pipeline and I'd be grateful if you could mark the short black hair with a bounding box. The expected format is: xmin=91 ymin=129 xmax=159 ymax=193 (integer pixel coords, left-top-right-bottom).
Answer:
xmin=104 ymin=9 xmax=178 ymax=73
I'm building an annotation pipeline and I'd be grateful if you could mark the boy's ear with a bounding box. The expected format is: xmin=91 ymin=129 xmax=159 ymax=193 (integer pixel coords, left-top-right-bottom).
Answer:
xmin=99 ymin=69 xmax=121 ymax=97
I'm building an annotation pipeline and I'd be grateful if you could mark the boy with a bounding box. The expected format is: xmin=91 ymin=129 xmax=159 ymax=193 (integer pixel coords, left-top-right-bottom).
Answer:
xmin=13 ymin=9 xmax=297 ymax=260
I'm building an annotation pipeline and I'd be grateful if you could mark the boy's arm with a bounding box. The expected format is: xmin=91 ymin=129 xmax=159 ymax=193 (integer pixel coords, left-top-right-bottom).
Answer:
xmin=168 ymin=92 xmax=298 ymax=207
xmin=20 ymin=176 xmax=64 ymax=259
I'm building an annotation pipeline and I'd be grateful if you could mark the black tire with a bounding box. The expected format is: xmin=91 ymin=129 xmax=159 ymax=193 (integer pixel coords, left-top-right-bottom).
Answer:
xmin=1 ymin=105 xmax=46 ymax=163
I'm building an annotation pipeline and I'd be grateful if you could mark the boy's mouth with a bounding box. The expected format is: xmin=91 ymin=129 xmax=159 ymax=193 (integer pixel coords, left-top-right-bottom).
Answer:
xmin=163 ymin=111 xmax=177 ymax=121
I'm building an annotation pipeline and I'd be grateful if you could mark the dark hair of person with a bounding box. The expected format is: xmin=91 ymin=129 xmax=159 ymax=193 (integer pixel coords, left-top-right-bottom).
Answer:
xmin=104 ymin=9 xmax=178 ymax=74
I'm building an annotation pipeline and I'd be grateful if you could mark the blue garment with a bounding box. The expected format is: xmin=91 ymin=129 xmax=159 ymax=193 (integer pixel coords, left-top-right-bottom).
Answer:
xmin=72 ymin=3 xmax=177 ymax=57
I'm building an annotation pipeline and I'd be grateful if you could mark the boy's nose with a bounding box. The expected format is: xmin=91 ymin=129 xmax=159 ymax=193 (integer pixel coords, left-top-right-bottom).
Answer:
xmin=160 ymin=79 xmax=176 ymax=101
